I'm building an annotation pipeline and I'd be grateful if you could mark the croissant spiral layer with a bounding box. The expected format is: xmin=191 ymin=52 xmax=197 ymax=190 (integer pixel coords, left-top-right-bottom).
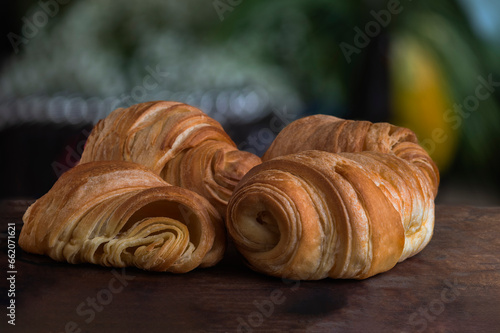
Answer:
xmin=19 ymin=161 xmax=225 ymax=272
xmin=227 ymin=150 xmax=434 ymax=280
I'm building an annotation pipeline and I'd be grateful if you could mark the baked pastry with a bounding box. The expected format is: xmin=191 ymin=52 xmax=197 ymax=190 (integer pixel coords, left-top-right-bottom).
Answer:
xmin=226 ymin=150 xmax=435 ymax=280
xmin=263 ymin=115 xmax=439 ymax=197
xmin=226 ymin=115 xmax=439 ymax=280
xmin=79 ymin=101 xmax=261 ymax=215
xmin=19 ymin=161 xmax=225 ymax=272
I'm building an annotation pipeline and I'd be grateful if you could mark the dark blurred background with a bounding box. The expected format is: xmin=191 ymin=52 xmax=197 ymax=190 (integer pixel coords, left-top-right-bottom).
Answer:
xmin=1 ymin=0 xmax=499 ymax=205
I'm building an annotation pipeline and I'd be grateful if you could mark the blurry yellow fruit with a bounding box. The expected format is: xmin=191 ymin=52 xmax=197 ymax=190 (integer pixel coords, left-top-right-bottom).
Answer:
xmin=390 ymin=35 xmax=458 ymax=172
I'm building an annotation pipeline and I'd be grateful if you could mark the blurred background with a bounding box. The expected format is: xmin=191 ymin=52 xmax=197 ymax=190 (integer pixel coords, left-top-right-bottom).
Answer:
xmin=1 ymin=0 xmax=499 ymax=205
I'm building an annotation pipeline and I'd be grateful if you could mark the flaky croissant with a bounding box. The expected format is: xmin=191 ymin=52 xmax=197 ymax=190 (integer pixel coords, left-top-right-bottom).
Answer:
xmin=263 ymin=115 xmax=439 ymax=197
xmin=19 ymin=161 xmax=225 ymax=272
xmin=80 ymin=101 xmax=261 ymax=215
xmin=226 ymin=150 xmax=435 ymax=280
xmin=226 ymin=115 xmax=439 ymax=280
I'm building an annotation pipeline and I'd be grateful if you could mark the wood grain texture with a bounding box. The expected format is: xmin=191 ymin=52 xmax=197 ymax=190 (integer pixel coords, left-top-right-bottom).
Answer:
xmin=1 ymin=200 xmax=499 ymax=333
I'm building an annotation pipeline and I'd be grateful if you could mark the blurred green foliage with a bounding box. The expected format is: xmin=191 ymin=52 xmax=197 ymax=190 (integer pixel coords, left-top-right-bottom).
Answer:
xmin=1 ymin=0 xmax=500 ymax=190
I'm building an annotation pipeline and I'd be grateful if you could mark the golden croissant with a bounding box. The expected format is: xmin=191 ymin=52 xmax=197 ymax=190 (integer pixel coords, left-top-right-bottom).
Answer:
xmin=19 ymin=161 xmax=225 ymax=273
xmin=263 ymin=114 xmax=439 ymax=197
xmin=226 ymin=115 xmax=439 ymax=280
xmin=80 ymin=101 xmax=261 ymax=215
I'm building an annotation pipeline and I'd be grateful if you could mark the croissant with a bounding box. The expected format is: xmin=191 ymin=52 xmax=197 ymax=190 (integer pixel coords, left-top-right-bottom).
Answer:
xmin=19 ymin=161 xmax=225 ymax=273
xmin=262 ymin=114 xmax=439 ymax=197
xmin=79 ymin=101 xmax=261 ymax=215
xmin=226 ymin=150 xmax=435 ymax=280
xmin=226 ymin=115 xmax=439 ymax=280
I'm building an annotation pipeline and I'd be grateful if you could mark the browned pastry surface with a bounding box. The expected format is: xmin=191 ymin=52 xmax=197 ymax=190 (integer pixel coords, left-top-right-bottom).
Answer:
xmin=80 ymin=101 xmax=261 ymax=215
xmin=263 ymin=114 xmax=439 ymax=197
xmin=227 ymin=115 xmax=438 ymax=280
xmin=227 ymin=150 xmax=434 ymax=280
xmin=19 ymin=161 xmax=225 ymax=272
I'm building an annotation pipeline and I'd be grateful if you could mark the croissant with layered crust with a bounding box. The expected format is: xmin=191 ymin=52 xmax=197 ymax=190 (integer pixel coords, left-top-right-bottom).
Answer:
xmin=19 ymin=161 xmax=225 ymax=272
xmin=263 ymin=114 xmax=439 ymax=197
xmin=226 ymin=115 xmax=439 ymax=280
xmin=227 ymin=150 xmax=435 ymax=280
xmin=80 ymin=101 xmax=261 ymax=215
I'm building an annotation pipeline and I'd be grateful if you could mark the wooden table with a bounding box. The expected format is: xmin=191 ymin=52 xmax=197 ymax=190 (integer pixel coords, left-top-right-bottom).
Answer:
xmin=1 ymin=200 xmax=499 ymax=332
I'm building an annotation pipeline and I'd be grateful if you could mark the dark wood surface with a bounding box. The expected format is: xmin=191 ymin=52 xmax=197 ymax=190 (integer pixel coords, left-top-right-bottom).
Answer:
xmin=1 ymin=200 xmax=499 ymax=333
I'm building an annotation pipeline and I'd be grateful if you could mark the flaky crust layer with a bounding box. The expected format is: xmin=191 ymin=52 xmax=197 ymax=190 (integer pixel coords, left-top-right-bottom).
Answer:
xmin=227 ymin=150 xmax=434 ymax=280
xmin=80 ymin=101 xmax=261 ymax=215
xmin=263 ymin=114 xmax=439 ymax=197
xmin=227 ymin=115 xmax=438 ymax=280
xmin=19 ymin=161 xmax=225 ymax=272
